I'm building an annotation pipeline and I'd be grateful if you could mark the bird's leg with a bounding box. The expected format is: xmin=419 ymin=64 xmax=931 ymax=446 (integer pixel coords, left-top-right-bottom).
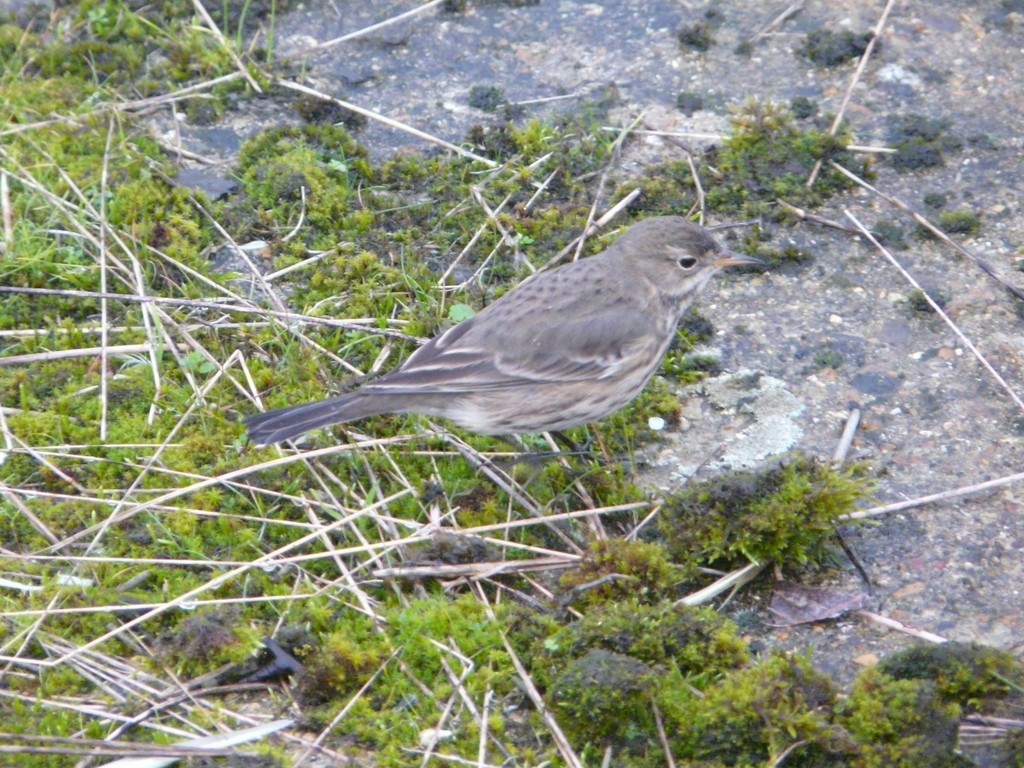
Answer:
xmin=496 ymin=432 xmax=599 ymax=465
xmin=549 ymin=430 xmax=595 ymax=456
xmin=493 ymin=433 xmax=564 ymax=467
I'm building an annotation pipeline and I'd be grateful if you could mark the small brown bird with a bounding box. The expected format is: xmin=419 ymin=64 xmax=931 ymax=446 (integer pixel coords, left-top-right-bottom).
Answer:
xmin=246 ymin=217 xmax=759 ymax=444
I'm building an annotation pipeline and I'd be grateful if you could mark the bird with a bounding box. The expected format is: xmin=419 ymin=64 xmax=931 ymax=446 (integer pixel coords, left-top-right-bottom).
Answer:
xmin=245 ymin=216 xmax=759 ymax=445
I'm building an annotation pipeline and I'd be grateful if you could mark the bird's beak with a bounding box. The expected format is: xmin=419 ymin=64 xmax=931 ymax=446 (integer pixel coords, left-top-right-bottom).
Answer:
xmin=714 ymin=249 xmax=764 ymax=268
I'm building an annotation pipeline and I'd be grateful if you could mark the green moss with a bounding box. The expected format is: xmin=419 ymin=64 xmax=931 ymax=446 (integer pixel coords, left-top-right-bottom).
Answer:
xmin=675 ymin=91 xmax=704 ymax=116
xmin=754 ymin=243 xmax=813 ymax=269
xmin=467 ymin=84 xmax=508 ymax=112
xmin=874 ymin=218 xmax=908 ymax=249
xmin=677 ymin=21 xmax=715 ymax=51
xmin=290 ymin=594 xmax=520 ymax=759
xmin=813 ymin=346 xmax=844 ymax=370
xmin=840 ymin=667 xmax=961 ymax=766
xmin=790 ymin=96 xmax=819 ymax=120
xmin=906 ymin=287 xmax=947 ymax=313
xmin=293 ymin=617 xmax=388 ymax=706
xmin=558 ymin=539 xmax=680 ymax=604
xmin=107 ymin=179 xmax=214 ymax=266
xmin=0 ymin=23 xmax=31 ymax=61
xmin=676 ymin=652 xmax=840 ymax=763
xmin=622 ymin=159 xmax=698 ymax=216
xmin=798 ymin=29 xmax=873 ymax=66
xmin=552 ymin=648 xmax=657 ymax=746
xmin=677 ymin=307 xmax=716 ymax=346
xmin=968 ymin=132 xmax=999 ymax=151
xmin=663 ymin=352 xmax=723 ymax=383
xmin=373 ymin=115 xmax=611 ymax=259
xmin=574 ymin=600 xmax=748 ymax=678
xmin=233 ymin=124 xmax=376 ymax=247
xmin=591 ymin=375 xmax=689 ymax=454
xmin=292 ymin=94 xmax=368 ymax=129
xmin=656 ymin=453 xmax=871 ymax=568
xmin=876 ymin=641 xmax=1024 ymax=711
xmin=410 ymin=531 xmax=496 ymax=567
xmin=17 ymin=0 xmax=243 ymax=86
xmin=888 ymin=114 xmax=964 ymax=171
xmin=704 ymin=98 xmax=858 ymax=219
xmin=36 ymin=39 xmax=147 ymax=81
xmin=388 ymin=593 xmax=510 ymax=675
xmin=157 ymin=608 xmax=256 ymax=677
xmin=518 ymin=599 xmax=748 ymax=760
xmin=937 ymin=208 xmax=982 ymax=235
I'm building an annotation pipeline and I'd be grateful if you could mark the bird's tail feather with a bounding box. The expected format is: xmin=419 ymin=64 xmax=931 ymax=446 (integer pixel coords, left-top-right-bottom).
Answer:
xmin=245 ymin=394 xmax=386 ymax=445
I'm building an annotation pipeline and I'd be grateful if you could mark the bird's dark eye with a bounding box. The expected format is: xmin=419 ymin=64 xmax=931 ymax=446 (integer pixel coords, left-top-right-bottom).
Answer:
xmin=678 ymin=256 xmax=698 ymax=270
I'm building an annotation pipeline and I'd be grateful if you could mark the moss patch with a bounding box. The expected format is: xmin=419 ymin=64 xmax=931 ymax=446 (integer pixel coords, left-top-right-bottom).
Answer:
xmin=798 ymin=28 xmax=873 ymax=67
xmin=655 ymin=453 xmax=871 ymax=568
xmin=704 ymin=98 xmax=859 ymax=220
xmin=888 ymin=114 xmax=965 ymax=171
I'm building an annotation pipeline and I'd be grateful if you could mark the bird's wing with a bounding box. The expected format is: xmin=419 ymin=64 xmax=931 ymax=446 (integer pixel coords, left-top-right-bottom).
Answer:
xmin=496 ymin=310 xmax=660 ymax=382
xmin=363 ymin=309 xmax=664 ymax=394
